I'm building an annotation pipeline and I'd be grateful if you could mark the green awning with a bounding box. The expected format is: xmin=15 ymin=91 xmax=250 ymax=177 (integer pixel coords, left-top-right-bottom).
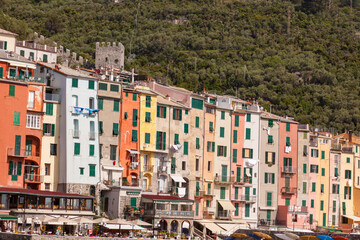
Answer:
xmin=0 ymin=214 xmax=18 ymax=220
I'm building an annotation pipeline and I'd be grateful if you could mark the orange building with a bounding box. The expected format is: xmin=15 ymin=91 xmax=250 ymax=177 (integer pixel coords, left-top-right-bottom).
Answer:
xmin=119 ymin=87 xmax=140 ymax=186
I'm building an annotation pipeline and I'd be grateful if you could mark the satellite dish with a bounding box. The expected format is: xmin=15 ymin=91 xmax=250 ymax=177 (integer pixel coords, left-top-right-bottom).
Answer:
xmin=101 ymin=75 xmax=106 ymax=80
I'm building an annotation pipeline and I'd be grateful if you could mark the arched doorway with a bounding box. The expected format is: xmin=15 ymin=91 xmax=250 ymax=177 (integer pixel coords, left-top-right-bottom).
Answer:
xmin=181 ymin=220 xmax=190 ymax=236
xmin=159 ymin=219 xmax=168 ymax=231
xmin=170 ymin=220 xmax=178 ymax=233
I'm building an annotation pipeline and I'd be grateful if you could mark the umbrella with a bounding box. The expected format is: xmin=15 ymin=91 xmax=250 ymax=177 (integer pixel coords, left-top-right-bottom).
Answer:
xmin=316 ymin=236 xmax=334 ymax=240
xmin=275 ymin=234 xmax=295 ymax=240
xmin=332 ymin=237 xmax=350 ymax=240
xmin=248 ymin=232 xmax=262 ymax=240
xmin=129 ymin=219 xmax=152 ymax=226
xmin=231 ymin=233 xmax=248 ymax=238
xmin=284 ymin=232 xmax=300 ymax=240
xmin=93 ymin=217 xmax=109 ymax=224
xmin=73 ymin=217 xmax=95 ymax=224
xmin=254 ymin=232 xmax=274 ymax=240
xmin=300 ymin=236 xmax=320 ymax=240
xmin=107 ymin=218 xmax=131 ymax=235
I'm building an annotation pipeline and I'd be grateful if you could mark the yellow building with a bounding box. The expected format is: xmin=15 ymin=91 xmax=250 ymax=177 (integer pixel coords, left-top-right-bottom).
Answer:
xmin=135 ymin=86 xmax=157 ymax=191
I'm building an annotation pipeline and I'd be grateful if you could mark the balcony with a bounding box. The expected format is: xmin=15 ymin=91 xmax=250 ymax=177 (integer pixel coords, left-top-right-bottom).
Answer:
xmin=203 ymin=207 xmax=216 ymax=215
xmin=234 ymin=177 xmax=252 ymax=185
xmin=158 ymin=166 xmax=167 ymax=173
xmin=25 ymin=150 xmax=40 ymax=157
xmin=331 ymin=144 xmax=341 ymax=151
xmin=309 ymin=141 xmax=318 ymax=147
xmin=200 ymin=191 xmax=215 ymax=197
xmin=281 ymin=166 xmax=297 ymax=174
xmin=123 ymin=180 xmax=139 ymax=187
xmin=214 ymin=176 xmax=234 ymax=185
xmin=45 ymin=93 xmax=61 ymax=102
xmin=155 ymin=210 xmax=194 ymax=218
xmin=24 ymin=174 xmax=43 ymax=183
xmin=281 ymin=187 xmax=297 ymax=195
xmin=129 ymin=162 xmax=139 ymax=170
xmin=7 ymin=148 xmax=26 ymax=158
xmin=217 ymin=210 xmax=231 ymax=219
xmin=239 ymin=195 xmax=256 ymax=202
xmin=143 ymin=165 xmax=154 ymax=172
xmin=342 ymin=147 xmax=353 ymax=153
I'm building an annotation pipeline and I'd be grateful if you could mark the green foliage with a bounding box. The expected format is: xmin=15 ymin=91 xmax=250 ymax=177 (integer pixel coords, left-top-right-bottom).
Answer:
xmin=1 ymin=0 xmax=360 ymax=132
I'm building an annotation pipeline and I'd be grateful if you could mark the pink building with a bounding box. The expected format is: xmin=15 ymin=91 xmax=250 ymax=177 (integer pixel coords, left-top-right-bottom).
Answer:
xmin=308 ymin=133 xmax=318 ymax=229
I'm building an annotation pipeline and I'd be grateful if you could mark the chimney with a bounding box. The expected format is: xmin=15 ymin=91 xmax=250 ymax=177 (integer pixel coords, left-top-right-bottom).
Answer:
xmin=349 ymin=130 xmax=353 ymax=143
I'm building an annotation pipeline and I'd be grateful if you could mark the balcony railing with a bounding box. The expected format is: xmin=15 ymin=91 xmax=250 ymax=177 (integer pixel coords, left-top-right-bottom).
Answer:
xmin=217 ymin=210 xmax=231 ymax=219
xmin=239 ymin=195 xmax=256 ymax=202
xmin=234 ymin=177 xmax=252 ymax=185
xmin=45 ymin=93 xmax=61 ymax=102
xmin=155 ymin=210 xmax=194 ymax=217
xmin=203 ymin=207 xmax=216 ymax=215
xmin=129 ymin=162 xmax=139 ymax=170
xmin=281 ymin=166 xmax=297 ymax=174
xmin=331 ymin=144 xmax=341 ymax=151
xmin=24 ymin=174 xmax=43 ymax=183
xmin=143 ymin=165 xmax=154 ymax=172
xmin=122 ymin=180 xmax=139 ymax=187
xmin=214 ymin=176 xmax=234 ymax=184
xmin=342 ymin=147 xmax=353 ymax=153
xmin=25 ymin=150 xmax=40 ymax=157
xmin=7 ymin=148 xmax=26 ymax=157
xmin=158 ymin=166 xmax=167 ymax=173
xmin=281 ymin=187 xmax=297 ymax=195
xmin=309 ymin=141 xmax=318 ymax=147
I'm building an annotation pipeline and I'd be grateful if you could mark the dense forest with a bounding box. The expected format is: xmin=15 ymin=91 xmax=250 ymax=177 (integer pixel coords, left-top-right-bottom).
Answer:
xmin=1 ymin=0 xmax=360 ymax=132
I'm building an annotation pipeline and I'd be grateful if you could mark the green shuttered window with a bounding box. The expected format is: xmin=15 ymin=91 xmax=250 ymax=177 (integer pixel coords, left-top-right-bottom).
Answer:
xmin=145 ymin=133 xmax=150 ymax=144
xmin=184 ymin=142 xmax=188 ymax=155
xmin=99 ymin=83 xmax=107 ymax=90
xmin=184 ymin=123 xmax=189 ymax=134
xmin=98 ymin=98 xmax=103 ymax=110
xmin=133 ymin=109 xmax=138 ymax=127
xmin=145 ymin=96 xmax=151 ymax=107
xmin=74 ymin=143 xmax=80 ymax=155
xmin=233 ymin=149 xmax=237 ymax=163
xmin=72 ymin=78 xmax=78 ymax=87
xmin=88 ymin=80 xmax=95 ymax=89
xmin=191 ymin=98 xmax=203 ymax=109
xmin=110 ymin=84 xmax=119 ymax=92
xmin=9 ymin=85 xmax=15 ymax=96
xmin=233 ymin=130 xmax=238 ymax=143
xmin=245 ymin=128 xmax=251 ymax=140
xmin=234 ymin=115 xmax=239 ymax=127
xmin=220 ymin=127 xmax=224 ymax=138
xmin=113 ymin=100 xmax=120 ymax=112
xmin=195 ymin=117 xmax=199 ymax=128
xmin=89 ymin=145 xmax=95 ymax=156
xmin=132 ymin=130 xmax=138 ymax=142
xmin=46 ymin=103 xmax=53 ymax=115
xmin=89 ymin=165 xmax=96 ymax=177
xmin=13 ymin=111 xmax=20 ymax=125
xmin=113 ymin=123 xmax=119 ymax=135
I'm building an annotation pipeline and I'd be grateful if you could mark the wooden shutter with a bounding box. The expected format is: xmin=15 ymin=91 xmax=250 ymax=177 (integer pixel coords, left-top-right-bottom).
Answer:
xmin=224 ymin=146 xmax=227 ymax=157
xmin=233 ymin=149 xmax=237 ymax=163
xmin=272 ymin=173 xmax=275 ymax=184
xmin=88 ymin=80 xmax=95 ymax=89
xmin=51 ymin=124 xmax=55 ymax=136
xmin=9 ymin=84 xmax=15 ymax=96
xmin=233 ymin=130 xmax=237 ymax=143
xmin=130 ymin=197 xmax=137 ymax=207
xmin=89 ymin=145 xmax=95 ymax=156
xmin=236 ymin=167 xmax=241 ymax=182
xmin=157 ymin=106 xmax=160 ymax=117
xmin=173 ymin=108 xmax=176 ymax=120
xmin=184 ymin=142 xmax=188 ymax=155
xmin=246 ymin=128 xmax=251 ymax=139
xmin=265 ymin=173 xmax=268 ymax=183
xmin=179 ymin=109 xmax=182 ymax=120
xmin=235 ymin=115 xmax=239 ymax=127
xmin=132 ymin=109 xmax=138 ymax=127
xmin=184 ymin=123 xmax=188 ymax=133
xmin=15 ymin=135 xmax=21 ymax=155
xmin=162 ymin=132 xmax=166 ymax=150
xmin=196 ymin=117 xmax=199 ymax=128
xmin=8 ymin=161 xmax=13 ymax=175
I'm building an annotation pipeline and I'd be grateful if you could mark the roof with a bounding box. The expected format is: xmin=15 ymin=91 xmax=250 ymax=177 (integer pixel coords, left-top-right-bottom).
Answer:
xmin=156 ymin=94 xmax=188 ymax=108
xmin=0 ymin=187 xmax=93 ymax=199
xmin=38 ymin=62 xmax=97 ymax=79
xmin=141 ymin=194 xmax=193 ymax=202
xmin=334 ymin=132 xmax=360 ymax=145
xmin=260 ymin=111 xmax=298 ymax=123
xmin=0 ymin=28 xmax=18 ymax=36
xmin=0 ymin=51 xmax=35 ymax=65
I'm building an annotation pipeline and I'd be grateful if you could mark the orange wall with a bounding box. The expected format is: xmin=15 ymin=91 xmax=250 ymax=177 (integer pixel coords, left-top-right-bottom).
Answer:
xmin=0 ymin=81 xmax=28 ymax=188
xmin=119 ymin=90 xmax=140 ymax=182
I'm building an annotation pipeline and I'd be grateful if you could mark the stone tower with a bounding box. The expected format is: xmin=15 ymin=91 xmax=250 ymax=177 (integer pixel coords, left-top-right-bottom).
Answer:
xmin=95 ymin=42 xmax=125 ymax=70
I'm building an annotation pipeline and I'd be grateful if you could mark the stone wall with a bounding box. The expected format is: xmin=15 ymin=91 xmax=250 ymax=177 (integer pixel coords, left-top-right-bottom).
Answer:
xmin=95 ymin=42 xmax=125 ymax=70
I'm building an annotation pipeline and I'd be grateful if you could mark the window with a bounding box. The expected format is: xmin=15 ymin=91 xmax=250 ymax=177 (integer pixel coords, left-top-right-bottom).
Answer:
xmin=156 ymin=131 xmax=166 ymax=150
xmin=45 ymin=164 xmax=51 ymax=176
xmin=73 ymin=119 xmax=79 ymax=138
xmin=113 ymin=123 xmax=119 ymax=136
xmin=321 ymin=168 xmax=325 ymax=176
xmin=332 ymin=184 xmax=339 ymax=194
xmin=110 ymin=145 xmax=117 ymax=160
xmin=206 ymin=107 xmax=214 ymax=114
xmin=268 ymin=135 xmax=273 ymax=144
xmin=303 ymin=164 xmax=307 ymax=174
xmin=265 ymin=152 xmax=275 ymax=164
xmin=285 ymin=198 xmax=290 ymax=206
xmin=50 ymin=144 xmax=57 ymax=156
xmin=132 ymin=109 xmax=138 ymax=127
xmin=174 ymin=134 xmax=179 ymax=145
xmin=89 ymin=144 xmax=95 ymax=156
xmin=89 ymin=165 xmax=96 ymax=177
xmin=235 ymin=203 xmax=239 ymax=216
xmin=246 ymin=113 xmax=251 ymax=122
xmin=9 ymin=85 xmax=15 ymax=96
xmin=43 ymin=54 xmax=48 ymax=63
xmin=28 ymin=91 xmax=35 ymax=108
xmin=145 ymin=133 xmax=150 ymax=144
xmin=320 ymin=200 xmax=324 ymax=210
xmin=132 ymin=93 xmax=137 ymax=101
xmin=90 ymin=121 xmax=95 ymax=139
xmin=268 ymin=120 xmax=273 ymax=127
xmin=145 ymin=112 xmax=151 ymax=122
xmin=234 ymin=115 xmax=239 ymax=127
xmin=207 ymin=141 xmax=215 ymax=152
xmin=110 ymin=84 xmax=119 ymax=92
xmin=312 ymin=182 xmax=316 ymax=192
xmin=311 ymin=199 xmax=314 ymax=208
xmin=286 ymin=122 xmax=290 ymax=132
xmin=233 ymin=149 xmax=237 ymax=163
xmin=286 ymin=136 xmax=290 ymax=146
xmin=13 ymin=111 xmax=20 ymax=125
xmin=132 ymin=130 xmax=138 ymax=142
xmin=245 ymin=128 xmax=251 ymax=140
xmin=309 ymin=214 xmax=313 ymax=224
xmin=221 ymin=111 xmax=225 ymax=119
xmin=72 ymin=78 xmax=78 ymax=88
xmin=72 ymin=95 xmax=78 ymax=107
xmin=99 ymin=83 xmax=107 ymax=90
xmin=209 ymin=122 xmax=214 ymax=132
xmin=266 ymin=192 xmax=272 ymax=206
xmin=46 ymin=103 xmax=53 ymax=115
xmin=88 ymin=80 xmax=95 ymax=89
xmin=195 ymin=117 xmax=200 ymax=128
xmin=182 ymin=161 xmax=186 ymax=170
xmin=321 ymin=151 xmax=325 ymax=159
xmin=184 ymin=142 xmax=188 ymax=155
xmin=208 ymin=161 xmax=211 ymax=171
xmin=157 ymin=106 xmax=166 ymax=118
xmin=242 ymin=148 xmax=253 ymax=158
xmin=173 ymin=108 xmax=183 ymax=121
xmin=74 ymin=143 xmax=80 ymax=155
xmin=45 ymin=183 xmax=50 ymax=191
xmin=220 ymin=127 xmax=225 ymax=137
xmin=113 ymin=100 xmax=119 ymax=111
xmin=99 ymin=121 xmax=103 ymax=134
xmin=191 ymin=98 xmax=203 ymax=109
xmin=98 ymin=98 xmax=103 ymax=110
xmin=245 ymin=204 xmax=250 ymax=217
xmin=344 ymin=186 xmax=352 ymax=200
xmin=303 ymin=182 xmax=307 ymax=193
xmin=43 ymin=123 xmax=55 ymax=136
xmin=217 ymin=146 xmax=227 ymax=157
xmin=145 ymin=96 xmax=151 ymax=107
xmin=80 ymin=168 xmax=84 ymax=175
xmin=264 ymin=173 xmax=275 ymax=184
xmin=196 ymin=138 xmax=200 ymax=149
xmin=303 ymin=145 xmax=308 ymax=156
xmin=196 ymin=158 xmax=199 ymax=171
xmin=345 ymin=170 xmax=352 ymax=179
xmin=346 ymin=157 xmax=350 ymax=163
xmin=311 ymin=149 xmax=319 ymax=157
xmin=220 ymin=187 xmax=225 ymax=199
xmin=184 ymin=123 xmax=189 ymax=134
xmin=302 ymin=200 xmax=306 ymax=207
xmin=0 ymin=41 xmax=7 ymax=50
xmin=171 ymin=158 xmax=176 ymax=174
xmin=310 ymin=164 xmax=319 ymax=173
xmin=321 ymin=184 xmax=324 ymax=193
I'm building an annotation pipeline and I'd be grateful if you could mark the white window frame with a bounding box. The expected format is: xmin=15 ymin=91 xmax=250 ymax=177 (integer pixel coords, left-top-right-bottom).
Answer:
xmin=28 ymin=91 xmax=35 ymax=109
xmin=26 ymin=114 xmax=41 ymax=129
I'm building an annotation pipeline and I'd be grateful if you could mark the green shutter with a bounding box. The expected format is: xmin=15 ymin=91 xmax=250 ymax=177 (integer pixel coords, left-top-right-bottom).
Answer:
xmin=13 ymin=111 xmax=20 ymax=125
xmin=321 ymin=151 xmax=325 ymax=159
xmin=220 ymin=127 xmax=224 ymax=137
xmin=171 ymin=158 xmax=176 ymax=174
xmin=184 ymin=123 xmax=189 ymax=134
xmin=162 ymin=132 xmax=166 ymax=150
xmin=15 ymin=135 xmax=21 ymax=156
xmin=235 ymin=187 xmax=239 ymax=200
xmin=209 ymin=121 xmax=214 ymax=132
xmin=191 ymin=98 xmax=203 ymax=110
xmin=179 ymin=109 xmax=182 ymax=120
xmin=196 ymin=202 xmax=199 ymax=216
xmin=349 ymin=187 xmax=352 ymax=199
xmin=164 ymin=107 xmax=167 ymax=118
xmin=145 ymin=112 xmax=151 ymax=122
xmin=132 ymin=130 xmax=138 ymax=142
xmin=303 ymin=164 xmax=307 ymax=173
xmin=196 ymin=138 xmax=200 ymax=149
xmin=311 ymin=199 xmax=314 ymax=208
xmin=89 ymin=145 xmax=95 ymax=156
xmin=286 ymin=136 xmax=290 ymax=146
xmin=174 ymin=134 xmax=179 ymax=144
xmin=156 ymin=132 xmax=160 ymax=150
xmin=246 ymin=113 xmax=251 ymax=122
xmin=46 ymin=103 xmax=53 ymax=115
xmin=286 ymin=122 xmax=290 ymax=131
xmin=221 ymin=111 xmax=225 ymax=119
xmin=212 ymin=142 xmax=215 ymax=152
xmin=320 ymin=200 xmax=324 ymax=210
xmin=250 ymin=149 xmax=253 ymax=158
xmin=267 ymin=192 xmax=272 ymax=206
xmin=43 ymin=54 xmax=48 ymax=62
xmin=272 ymin=173 xmax=275 ymax=184
xmin=157 ymin=106 xmax=160 ymax=117
xmin=233 ymin=149 xmax=237 ymax=163
xmin=245 ymin=204 xmax=250 ymax=217
xmin=113 ymin=123 xmax=119 ymax=135
xmin=265 ymin=173 xmax=268 ymax=183
xmin=173 ymin=108 xmax=176 ymax=120
xmin=130 ymin=197 xmax=137 ymax=207
xmin=233 ymin=130 xmax=238 ymax=143
xmin=74 ymin=143 xmax=80 ymax=155
xmin=99 ymin=83 xmax=107 ymax=90
xmin=268 ymin=120 xmax=273 ymax=127
xmin=43 ymin=123 xmax=46 ymax=135
xmin=184 ymin=142 xmax=188 ymax=155
xmin=268 ymin=135 xmax=273 ymax=143
xmin=132 ymin=93 xmax=137 ymax=101
xmin=234 ymin=115 xmax=239 ymax=127
xmin=224 ymin=146 xmax=227 ymax=157
xmin=246 ymin=128 xmax=251 ymax=140
xmin=236 ymin=167 xmax=241 ymax=182
xmin=89 ymin=165 xmax=96 ymax=177
xmin=113 ymin=100 xmax=120 ymax=111
xmin=72 ymin=78 xmax=78 ymax=87
xmin=132 ymin=109 xmax=138 ymax=127
xmin=99 ymin=121 xmax=103 ymax=134
xmin=220 ymin=187 xmax=225 ymax=199
xmin=0 ymin=67 xmax=3 ymax=79
xmin=303 ymin=182 xmax=307 ymax=193
xmin=195 ymin=117 xmax=199 ymax=128
xmin=145 ymin=96 xmax=151 ymax=107
xmin=145 ymin=133 xmax=150 ymax=144
xmin=110 ymin=84 xmax=119 ymax=92
xmin=98 ymin=98 xmax=103 ymax=110
xmin=309 ymin=214 xmax=313 ymax=224
xmin=9 ymin=84 xmax=15 ymax=96
xmin=8 ymin=161 xmax=13 ymax=175
xmin=4 ymin=42 xmax=7 ymax=50
xmin=312 ymin=182 xmax=316 ymax=192
xmin=88 ymin=80 xmax=95 ymax=89
xmin=322 ymin=168 xmax=325 ymax=176
xmin=285 ymin=198 xmax=290 ymax=206
xmin=51 ymin=124 xmax=55 ymax=136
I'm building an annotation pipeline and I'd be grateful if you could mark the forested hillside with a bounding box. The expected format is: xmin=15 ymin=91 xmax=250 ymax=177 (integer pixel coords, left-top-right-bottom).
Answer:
xmin=1 ymin=0 xmax=360 ymax=132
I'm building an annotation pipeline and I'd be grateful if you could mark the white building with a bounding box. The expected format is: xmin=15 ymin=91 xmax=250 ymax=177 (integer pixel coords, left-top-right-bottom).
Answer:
xmin=35 ymin=62 xmax=100 ymax=209
xmin=16 ymin=41 xmax=57 ymax=63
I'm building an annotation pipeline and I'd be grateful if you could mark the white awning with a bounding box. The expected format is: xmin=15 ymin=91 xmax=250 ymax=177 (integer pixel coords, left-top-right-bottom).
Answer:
xmin=127 ymin=149 xmax=140 ymax=155
xmin=217 ymin=224 xmax=242 ymax=231
xmin=103 ymin=165 xmax=124 ymax=171
xmin=203 ymin=222 xmax=225 ymax=234
xmin=274 ymin=234 xmax=294 ymax=240
xmin=343 ymin=215 xmax=360 ymax=222
xmin=218 ymin=200 xmax=236 ymax=211
xmin=105 ymin=224 xmax=145 ymax=230
xmin=170 ymin=174 xmax=186 ymax=183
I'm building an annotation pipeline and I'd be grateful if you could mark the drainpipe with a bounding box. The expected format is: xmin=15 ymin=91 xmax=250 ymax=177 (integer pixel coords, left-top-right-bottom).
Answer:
xmin=229 ymin=109 xmax=233 ymax=201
